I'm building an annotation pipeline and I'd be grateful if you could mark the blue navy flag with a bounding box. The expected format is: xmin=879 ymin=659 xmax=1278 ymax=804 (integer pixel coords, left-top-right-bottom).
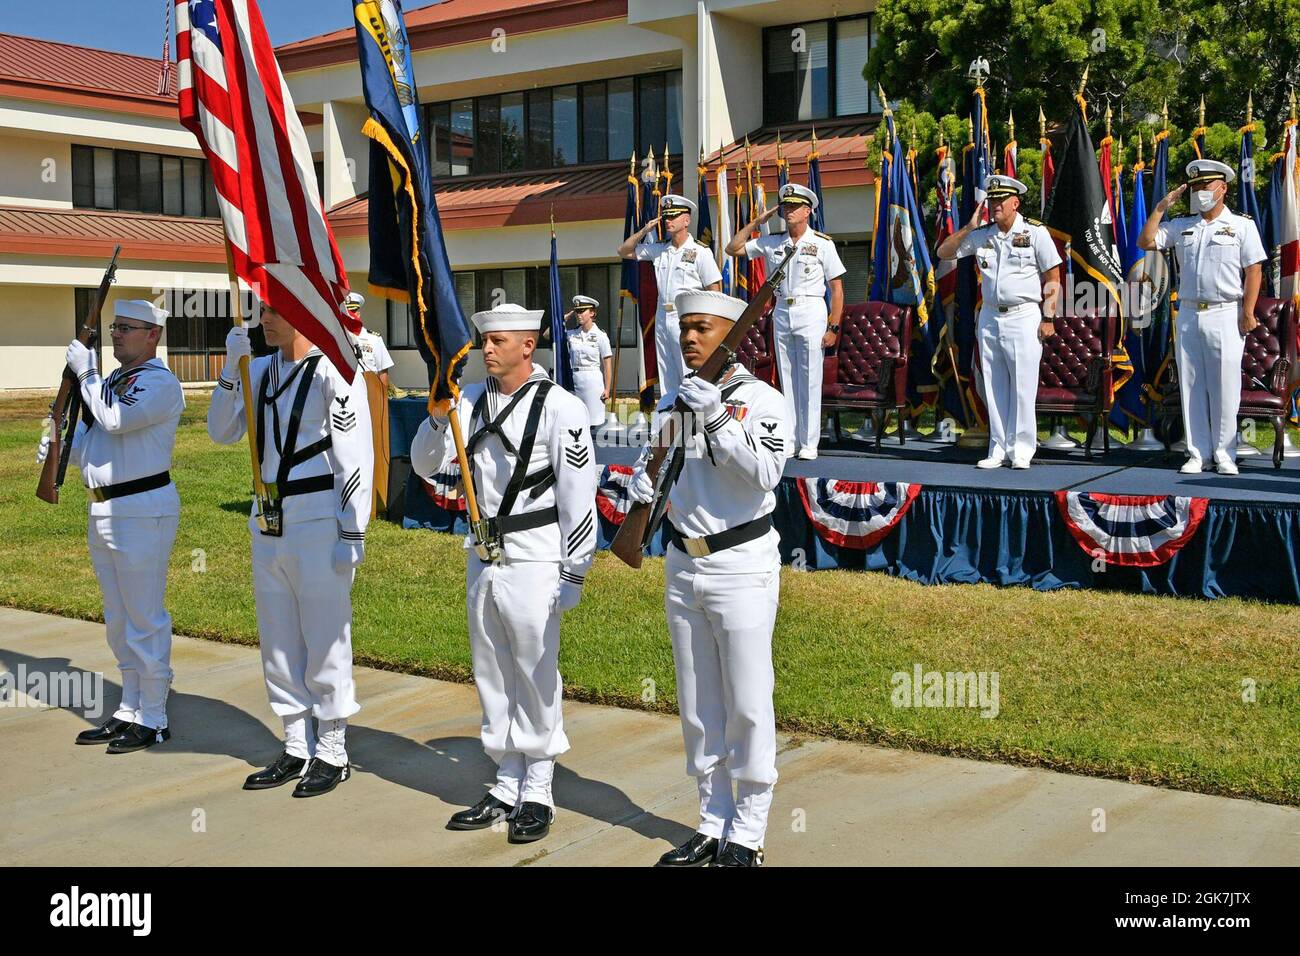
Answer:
xmin=549 ymin=225 xmax=573 ymax=391
xmin=953 ymin=86 xmax=993 ymax=427
xmin=695 ymin=156 xmax=713 ymax=249
xmin=808 ymin=135 xmax=826 ymax=234
xmin=353 ymin=0 xmax=470 ymax=413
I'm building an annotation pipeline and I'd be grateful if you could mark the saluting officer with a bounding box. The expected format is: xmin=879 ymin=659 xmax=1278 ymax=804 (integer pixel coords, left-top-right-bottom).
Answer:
xmin=1139 ymin=159 xmax=1266 ymax=475
xmin=410 ymin=304 xmax=598 ymax=845
xmin=938 ymin=175 xmax=1062 ymax=469
xmin=727 ymin=182 xmax=845 ymax=461
xmin=344 ymin=292 xmax=396 ymax=390
xmin=208 ymin=307 xmax=373 ymax=798
xmin=628 ymin=290 xmax=793 ymax=868
xmin=564 ymin=294 xmax=613 ymax=427
xmin=618 ymin=194 xmax=722 ymax=398
xmin=40 ymin=300 xmax=185 ymax=753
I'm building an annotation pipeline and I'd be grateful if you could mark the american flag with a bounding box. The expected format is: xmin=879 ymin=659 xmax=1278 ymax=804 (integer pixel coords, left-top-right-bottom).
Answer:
xmin=176 ymin=0 xmax=360 ymax=379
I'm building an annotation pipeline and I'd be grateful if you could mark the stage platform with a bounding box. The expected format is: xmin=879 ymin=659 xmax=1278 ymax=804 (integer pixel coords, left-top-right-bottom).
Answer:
xmin=387 ymin=398 xmax=1300 ymax=603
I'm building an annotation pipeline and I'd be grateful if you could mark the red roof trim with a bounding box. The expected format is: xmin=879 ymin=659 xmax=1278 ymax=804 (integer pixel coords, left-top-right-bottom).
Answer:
xmin=0 ymin=205 xmax=225 ymax=264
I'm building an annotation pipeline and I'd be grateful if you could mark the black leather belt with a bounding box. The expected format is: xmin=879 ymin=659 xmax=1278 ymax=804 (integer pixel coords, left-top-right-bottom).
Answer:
xmin=494 ymin=506 xmax=560 ymax=536
xmin=86 ymin=471 xmax=171 ymax=503
xmin=668 ymin=515 xmax=772 ymax=558
xmin=264 ymin=473 xmax=333 ymax=500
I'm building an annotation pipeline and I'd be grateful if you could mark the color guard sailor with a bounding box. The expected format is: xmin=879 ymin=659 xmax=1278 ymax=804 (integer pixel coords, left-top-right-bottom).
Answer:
xmin=207 ymin=307 xmax=373 ymax=797
xmin=1139 ymin=158 xmax=1266 ymax=475
xmin=628 ymin=290 xmax=793 ymax=867
xmin=565 ymin=294 xmax=613 ymax=427
xmin=410 ymin=304 xmax=598 ymax=844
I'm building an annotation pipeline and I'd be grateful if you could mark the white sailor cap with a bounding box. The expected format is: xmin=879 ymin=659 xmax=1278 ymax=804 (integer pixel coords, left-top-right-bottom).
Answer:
xmin=471 ymin=303 xmax=545 ymax=334
xmin=985 ymin=174 xmax=1028 ymax=199
xmin=115 ymin=299 xmax=168 ymax=326
xmin=674 ymin=289 xmax=746 ymax=323
xmin=344 ymin=292 xmax=366 ymax=312
xmin=778 ymin=182 xmax=819 ymax=211
xmin=660 ymin=194 xmax=697 ymax=218
xmin=1187 ymin=158 xmax=1235 ymax=185
xmin=571 ymin=294 xmax=599 ymax=310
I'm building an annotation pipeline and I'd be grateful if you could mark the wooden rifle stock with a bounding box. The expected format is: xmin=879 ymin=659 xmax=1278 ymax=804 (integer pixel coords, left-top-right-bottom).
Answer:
xmin=37 ymin=246 xmax=121 ymax=504
xmin=610 ymin=244 xmax=798 ymax=567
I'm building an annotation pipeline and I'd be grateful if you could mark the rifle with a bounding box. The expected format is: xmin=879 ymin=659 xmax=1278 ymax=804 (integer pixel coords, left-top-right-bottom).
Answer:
xmin=37 ymin=246 xmax=121 ymax=504
xmin=610 ymin=243 xmax=797 ymax=568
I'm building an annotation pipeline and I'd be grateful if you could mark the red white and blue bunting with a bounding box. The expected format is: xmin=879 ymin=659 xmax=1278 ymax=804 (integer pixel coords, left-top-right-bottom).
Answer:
xmin=596 ymin=464 xmax=636 ymax=527
xmin=1054 ymin=492 xmax=1209 ymax=567
xmin=421 ymin=461 xmax=466 ymax=513
xmin=797 ymin=478 xmax=920 ymax=549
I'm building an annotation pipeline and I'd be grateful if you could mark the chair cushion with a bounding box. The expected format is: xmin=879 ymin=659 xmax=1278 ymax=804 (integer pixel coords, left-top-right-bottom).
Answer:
xmin=823 ymin=382 xmax=884 ymax=402
xmin=1037 ymin=386 xmax=1098 ymax=405
xmin=1239 ymin=389 xmax=1285 ymax=411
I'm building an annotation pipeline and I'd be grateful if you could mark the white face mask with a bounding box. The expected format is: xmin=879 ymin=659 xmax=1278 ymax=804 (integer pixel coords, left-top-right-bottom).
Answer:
xmin=1192 ymin=189 xmax=1218 ymax=213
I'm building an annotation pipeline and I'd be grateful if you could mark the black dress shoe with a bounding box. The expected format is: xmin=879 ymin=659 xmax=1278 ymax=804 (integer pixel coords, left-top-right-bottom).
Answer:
xmin=105 ymin=723 xmax=171 ymax=754
xmin=75 ymin=717 xmax=132 ymax=745
xmin=446 ymin=794 xmax=514 ymax=831
xmin=291 ymin=758 xmax=350 ymax=798
xmin=712 ymin=842 xmax=764 ymax=867
xmin=508 ymin=801 xmax=554 ymax=844
xmin=655 ymin=832 xmax=720 ymax=867
xmin=243 ymin=751 xmax=308 ymax=791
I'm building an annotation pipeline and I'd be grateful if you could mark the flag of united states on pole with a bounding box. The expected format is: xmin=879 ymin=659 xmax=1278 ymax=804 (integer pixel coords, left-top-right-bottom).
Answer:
xmin=176 ymin=0 xmax=360 ymax=379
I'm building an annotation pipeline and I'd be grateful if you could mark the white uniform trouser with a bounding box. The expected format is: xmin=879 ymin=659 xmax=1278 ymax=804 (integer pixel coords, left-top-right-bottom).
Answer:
xmin=655 ymin=305 xmax=686 ymax=399
xmin=572 ymin=368 xmax=605 ymax=426
xmin=251 ymin=517 xmax=360 ymax=741
xmin=88 ymin=514 xmax=178 ymax=730
xmin=665 ymin=557 xmax=779 ymax=850
xmin=467 ymin=556 xmax=568 ymax=808
xmin=773 ymin=297 xmax=828 ymax=451
xmin=977 ymin=302 xmax=1043 ymax=462
xmin=1176 ymin=302 xmax=1244 ymax=463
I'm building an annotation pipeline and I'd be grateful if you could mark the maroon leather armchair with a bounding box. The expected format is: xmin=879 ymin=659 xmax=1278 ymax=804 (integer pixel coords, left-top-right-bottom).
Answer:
xmin=1036 ymin=309 xmax=1117 ymax=458
xmin=1159 ymin=296 xmax=1295 ymax=468
xmin=735 ymin=314 xmax=776 ymax=387
xmin=821 ymin=302 xmax=913 ymax=446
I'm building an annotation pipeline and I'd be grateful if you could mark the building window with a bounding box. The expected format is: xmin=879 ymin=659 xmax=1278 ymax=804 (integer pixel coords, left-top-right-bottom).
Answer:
xmin=553 ymin=85 xmax=578 ymax=166
xmin=838 ymin=241 xmax=870 ymax=305
xmin=580 ymin=82 xmax=607 ymax=164
xmin=607 ymin=76 xmax=635 ymax=161
xmin=450 ymin=98 xmax=474 ymax=176
xmin=526 ymin=88 xmax=553 ymax=170
xmin=386 ymin=299 xmax=415 ymax=349
xmin=763 ymin=15 xmax=875 ymax=125
xmin=71 ymin=145 xmax=217 ymax=218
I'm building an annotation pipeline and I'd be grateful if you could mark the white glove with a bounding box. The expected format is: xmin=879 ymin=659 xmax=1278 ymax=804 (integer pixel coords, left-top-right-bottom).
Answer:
xmin=66 ymin=340 xmax=96 ymax=379
xmin=677 ymin=374 xmax=723 ymax=421
xmin=628 ymin=465 xmax=654 ymax=504
xmin=223 ymin=326 xmax=252 ymax=371
xmin=37 ymin=434 xmax=50 ymax=464
xmin=551 ymin=580 xmax=583 ymax=615
xmin=332 ymin=539 xmax=365 ymax=572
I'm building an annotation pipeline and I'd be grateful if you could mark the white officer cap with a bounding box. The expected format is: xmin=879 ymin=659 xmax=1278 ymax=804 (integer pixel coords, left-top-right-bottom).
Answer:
xmin=660 ymin=194 xmax=697 ymax=218
xmin=1186 ymin=158 xmax=1235 ymax=185
xmin=778 ymin=182 xmax=819 ymax=211
xmin=572 ymin=294 xmax=599 ymax=310
xmin=674 ymin=290 xmax=746 ymax=323
xmin=985 ymin=174 xmax=1028 ymax=199
xmin=344 ymin=291 xmax=366 ymax=313
xmin=115 ymin=299 xmax=168 ymax=326
xmin=472 ymin=303 xmax=545 ymax=334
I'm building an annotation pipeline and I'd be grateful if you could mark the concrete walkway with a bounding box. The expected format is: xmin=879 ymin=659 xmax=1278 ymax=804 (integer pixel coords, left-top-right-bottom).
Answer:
xmin=1 ymin=607 xmax=1296 ymax=866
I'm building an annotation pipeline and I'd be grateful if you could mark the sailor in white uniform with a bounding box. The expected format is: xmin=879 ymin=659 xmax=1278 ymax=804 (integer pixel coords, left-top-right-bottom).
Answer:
xmin=41 ymin=299 xmax=185 ymax=753
xmin=727 ymin=182 xmax=845 ymax=460
xmin=1139 ymin=158 xmax=1266 ymax=475
xmin=938 ymin=174 xmax=1062 ymax=469
xmin=207 ymin=307 xmax=373 ymax=798
xmin=628 ymin=290 xmax=793 ymax=868
xmin=564 ymin=294 xmax=613 ymax=427
xmin=345 ymin=292 xmax=395 ymax=390
xmin=618 ymin=194 xmax=722 ymax=399
xmin=410 ymin=304 xmax=598 ymax=844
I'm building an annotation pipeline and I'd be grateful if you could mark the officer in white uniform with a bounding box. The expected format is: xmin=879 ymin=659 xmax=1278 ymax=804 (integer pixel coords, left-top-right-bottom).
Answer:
xmin=410 ymin=304 xmax=597 ymax=844
xmin=628 ymin=290 xmax=793 ymax=868
xmin=344 ymin=292 xmax=395 ymax=389
xmin=938 ymin=175 xmax=1062 ymax=469
xmin=727 ymin=183 xmax=845 ymax=461
xmin=618 ymin=194 xmax=722 ymax=399
xmin=41 ymin=300 xmax=185 ymax=753
xmin=1139 ymin=159 xmax=1266 ymax=475
xmin=208 ymin=307 xmax=373 ymax=798
xmin=564 ymin=294 xmax=613 ymax=427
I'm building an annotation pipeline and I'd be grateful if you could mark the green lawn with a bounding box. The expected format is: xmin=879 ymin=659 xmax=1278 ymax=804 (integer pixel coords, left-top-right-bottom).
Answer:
xmin=2 ymin=393 xmax=1299 ymax=806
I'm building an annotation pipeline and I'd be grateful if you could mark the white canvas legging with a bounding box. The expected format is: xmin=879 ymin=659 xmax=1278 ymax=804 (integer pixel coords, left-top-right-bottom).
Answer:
xmin=88 ymin=513 xmax=178 ymax=729
xmin=1176 ymin=302 xmax=1245 ymax=462
xmin=977 ymin=302 xmax=1043 ymax=462
xmin=665 ymin=557 xmax=780 ymax=850
xmin=467 ymin=555 xmax=568 ymax=808
xmin=773 ymin=297 xmax=829 ymax=450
